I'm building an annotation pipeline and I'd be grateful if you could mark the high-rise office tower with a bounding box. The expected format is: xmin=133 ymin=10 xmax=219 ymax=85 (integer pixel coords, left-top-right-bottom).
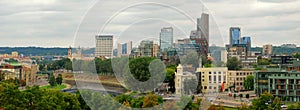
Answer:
xmin=230 ymin=27 xmax=241 ymax=46
xmin=95 ymin=35 xmax=113 ymax=58
xmin=117 ymin=41 xmax=132 ymax=57
xmin=160 ymin=27 xmax=173 ymax=51
xmin=197 ymin=13 xmax=209 ymax=44
xmin=241 ymin=36 xmax=251 ymax=52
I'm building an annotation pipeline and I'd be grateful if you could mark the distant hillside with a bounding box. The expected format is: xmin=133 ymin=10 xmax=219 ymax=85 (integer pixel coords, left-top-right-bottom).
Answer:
xmin=0 ymin=47 xmax=68 ymax=56
xmin=0 ymin=47 xmax=96 ymax=56
xmin=251 ymin=47 xmax=300 ymax=55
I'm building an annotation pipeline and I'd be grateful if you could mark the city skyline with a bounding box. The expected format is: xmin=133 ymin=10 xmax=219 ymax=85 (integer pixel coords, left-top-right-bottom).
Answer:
xmin=0 ymin=0 xmax=299 ymax=47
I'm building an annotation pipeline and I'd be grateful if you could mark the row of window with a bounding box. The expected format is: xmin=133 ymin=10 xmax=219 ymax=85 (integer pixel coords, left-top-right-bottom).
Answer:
xmin=229 ymin=72 xmax=253 ymax=76
xmin=203 ymin=86 xmax=218 ymax=90
xmin=208 ymin=72 xmax=226 ymax=74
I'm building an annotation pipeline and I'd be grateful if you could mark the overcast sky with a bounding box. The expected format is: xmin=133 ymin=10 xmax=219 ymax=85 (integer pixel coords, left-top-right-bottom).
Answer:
xmin=0 ymin=0 xmax=299 ymax=48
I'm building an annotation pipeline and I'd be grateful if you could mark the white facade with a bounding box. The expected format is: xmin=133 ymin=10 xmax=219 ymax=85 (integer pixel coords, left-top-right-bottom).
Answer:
xmin=117 ymin=41 xmax=132 ymax=57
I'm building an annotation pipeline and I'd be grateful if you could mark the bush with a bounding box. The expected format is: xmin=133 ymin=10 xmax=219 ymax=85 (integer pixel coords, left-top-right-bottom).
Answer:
xmin=234 ymin=94 xmax=237 ymax=99
xmin=246 ymin=94 xmax=250 ymax=99
xmin=239 ymin=94 xmax=243 ymax=98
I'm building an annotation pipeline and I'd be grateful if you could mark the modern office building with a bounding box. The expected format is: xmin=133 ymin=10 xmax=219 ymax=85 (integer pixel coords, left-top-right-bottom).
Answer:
xmin=196 ymin=67 xmax=228 ymax=93
xmin=174 ymin=43 xmax=201 ymax=57
xmin=227 ymin=70 xmax=254 ymax=91
xmin=117 ymin=41 xmax=132 ymax=57
xmin=197 ymin=13 xmax=209 ymax=44
xmin=271 ymin=55 xmax=294 ymax=68
xmin=255 ymin=70 xmax=300 ymax=102
xmin=241 ymin=36 xmax=251 ymax=52
xmin=95 ymin=35 xmax=113 ymax=58
xmin=160 ymin=27 xmax=173 ymax=51
xmin=263 ymin=44 xmax=273 ymax=56
xmin=230 ymin=27 xmax=241 ymax=46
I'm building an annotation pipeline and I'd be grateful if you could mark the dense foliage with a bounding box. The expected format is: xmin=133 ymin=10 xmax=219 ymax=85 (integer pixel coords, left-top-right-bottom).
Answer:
xmin=226 ymin=57 xmax=241 ymax=70
xmin=249 ymin=92 xmax=282 ymax=110
xmin=243 ymin=75 xmax=254 ymax=90
xmin=0 ymin=82 xmax=83 ymax=110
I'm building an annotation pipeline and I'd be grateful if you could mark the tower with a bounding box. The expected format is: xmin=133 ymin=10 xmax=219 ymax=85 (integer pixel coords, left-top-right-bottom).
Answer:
xmin=68 ymin=46 xmax=72 ymax=60
xmin=229 ymin=27 xmax=241 ymax=46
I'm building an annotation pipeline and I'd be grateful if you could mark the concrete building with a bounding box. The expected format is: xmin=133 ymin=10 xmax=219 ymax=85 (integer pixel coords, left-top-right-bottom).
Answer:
xmin=197 ymin=67 xmax=228 ymax=94
xmin=160 ymin=27 xmax=173 ymax=51
xmin=138 ymin=40 xmax=154 ymax=57
xmin=221 ymin=50 xmax=228 ymax=64
xmin=175 ymin=64 xmax=197 ymax=96
xmin=0 ymin=63 xmax=37 ymax=86
xmin=95 ymin=35 xmax=113 ymax=58
xmin=117 ymin=41 xmax=132 ymax=57
xmin=230 ymin=27 xmax=241 ymax=46
xmin=153 ymin=43 xmax=160 ymax=57
xmin=263 ymin=44 xmax=273 ymax=56
xmin=22 ymin=64 xmax=38 ymax=85
xmin=227 ymin=70 xmax=254 ymax=91
xmin=176 ymin=38 xmax=191 ymax=44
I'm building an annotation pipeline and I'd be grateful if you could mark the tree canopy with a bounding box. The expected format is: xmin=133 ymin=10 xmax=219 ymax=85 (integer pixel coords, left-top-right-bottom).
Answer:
xmin=227 ymin=57 xmax=241 ymax=70
xmin=244 ymin=75 xmax=254 ymax=90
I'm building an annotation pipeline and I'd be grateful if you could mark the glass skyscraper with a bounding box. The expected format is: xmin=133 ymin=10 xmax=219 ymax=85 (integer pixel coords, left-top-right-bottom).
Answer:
xmin=230 ymin=27 xmax=241 ymax=46
xmin=160 ymin=27 xmax=173 ymax=51
xmin=241 ymin=36 xmax=251 ymax=51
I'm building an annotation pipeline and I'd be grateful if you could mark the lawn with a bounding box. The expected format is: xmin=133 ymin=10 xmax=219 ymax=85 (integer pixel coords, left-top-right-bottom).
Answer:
xmin=41 ymin=84 xmax=67 ymax=90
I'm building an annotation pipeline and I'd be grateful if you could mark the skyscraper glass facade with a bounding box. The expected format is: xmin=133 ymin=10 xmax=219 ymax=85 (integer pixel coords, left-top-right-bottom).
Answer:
xmin=122 ymin=43 xmax=127 ymax=54
xmin=230 ymin=27 xmax=241 ymax=46
xmin=160 ymin=27 xmax=173 ymax=51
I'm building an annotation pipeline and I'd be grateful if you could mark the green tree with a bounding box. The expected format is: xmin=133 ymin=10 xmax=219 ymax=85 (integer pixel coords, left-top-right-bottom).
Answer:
xmin=244 ymin=75 xmax=254 ymax=90
xmin=49 ymin=73 xmax=56 ymax=87
xmin=258 ymin=58 xmax=271 ymax=65
xmin=165 ymin=67 xmax=175 ymax=93
xmin=142 ymin=93 xmax=163 ymax=108
xmin=246 ymin=94 xmax=250 ymax=99
xmin=234 ymin=94 xmax=237 ymax=99
xmin=250 ymin=92 xmax=274 ymax=110
xmin=227 ymin=57 xmax=241 ymax=70
xmin=293 ymin=53 xmax=300 ymax=59
xmin=56 ymin=74 xmax=63 ymax=85
xmin=270 ymin=97 xmax=281 ymax=110
xmin=239 ymin=94 xmax=243 ymax=100
xmin=0 ymin=71 xmax=5 ymax=81
xmin=124 ymin=57 xmax=165 ymax=92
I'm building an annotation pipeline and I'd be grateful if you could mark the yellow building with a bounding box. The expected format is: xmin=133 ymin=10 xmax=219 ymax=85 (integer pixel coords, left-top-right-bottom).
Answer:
xmin=11 ymin=51 xmax=18 ymax=57
xmin=197 ymin=67 xmax=228 ymax=94
xmin=227 ymin=70 xmax=254 ymax=91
